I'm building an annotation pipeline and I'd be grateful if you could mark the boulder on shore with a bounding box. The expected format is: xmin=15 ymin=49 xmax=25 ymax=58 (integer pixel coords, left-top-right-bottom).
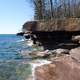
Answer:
xmin=69 ymin=47 xmax=80 ymax=62
xmin=35 ymin=55 xmax=80 ymax=80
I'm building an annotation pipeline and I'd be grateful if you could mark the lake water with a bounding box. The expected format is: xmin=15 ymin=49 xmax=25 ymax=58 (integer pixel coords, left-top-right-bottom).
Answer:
xmin=0 ymin=34 xmax=32 ymax=60
xmin=0 ymin=34 xmax=32 ymax=80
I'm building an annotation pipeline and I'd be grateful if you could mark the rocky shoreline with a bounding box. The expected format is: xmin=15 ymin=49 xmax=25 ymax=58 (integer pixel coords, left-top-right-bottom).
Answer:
xmin=17 ymin=18 xmax=80 ymax=80
xmin=24 ymin=47 xmax=80 ymax=80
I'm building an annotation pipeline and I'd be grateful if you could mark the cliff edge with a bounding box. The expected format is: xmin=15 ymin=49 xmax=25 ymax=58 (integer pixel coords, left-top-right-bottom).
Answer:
xmin=23 ymin=18 xmax=80 ymax=32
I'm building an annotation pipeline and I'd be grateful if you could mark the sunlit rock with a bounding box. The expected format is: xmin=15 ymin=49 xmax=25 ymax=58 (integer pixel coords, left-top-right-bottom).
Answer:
xmin=35 ymin=55 xmax=80 ymax=80
xmin=72 ymin=35 xmax=80 ymax=43
xmin=70 ymin=47 xmax=80 ymax=62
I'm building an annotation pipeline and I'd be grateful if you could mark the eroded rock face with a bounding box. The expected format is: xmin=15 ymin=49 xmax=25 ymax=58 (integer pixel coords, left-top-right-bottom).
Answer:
xmin=72 ymin=35 xmax=80 ymax=43
xmin=23 ymin=18 xmax=80 ymax=32
xmin=35 ymin=55 xmax=80 ymax=80
xmin=20 ymin=18 xmax=80 ymax=50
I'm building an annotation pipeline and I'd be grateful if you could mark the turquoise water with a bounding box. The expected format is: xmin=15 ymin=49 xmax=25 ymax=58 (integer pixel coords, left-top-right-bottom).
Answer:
xmin=0 ymin=34 xmax=32 ymax=80
xmin=0 ymin=34 xmax=32 ymax=60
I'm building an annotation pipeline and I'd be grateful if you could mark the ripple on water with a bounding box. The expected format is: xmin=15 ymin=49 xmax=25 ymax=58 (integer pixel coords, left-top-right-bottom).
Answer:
xmin=0 ymin=34 xmax=33 ymax=80
xmin=0 ymin=60 xmax=32 ymax=80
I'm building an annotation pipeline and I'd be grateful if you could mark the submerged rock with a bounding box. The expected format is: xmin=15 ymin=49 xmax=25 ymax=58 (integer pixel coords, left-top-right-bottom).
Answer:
xmin=21 ymin=50 xmax=50 ymax=59
xmin=35 ymin=55 xmax=80 ymax=80
xmin=29 ymin=50 xmax=50 ymax=59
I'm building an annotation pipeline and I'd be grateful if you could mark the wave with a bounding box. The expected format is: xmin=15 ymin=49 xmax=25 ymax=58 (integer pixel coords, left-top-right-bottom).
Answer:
xmin=16 ymin=39 xmax=25 ymax=42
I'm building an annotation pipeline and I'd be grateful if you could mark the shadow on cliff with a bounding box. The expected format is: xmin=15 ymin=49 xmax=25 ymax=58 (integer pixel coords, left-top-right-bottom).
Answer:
xmin=23 ymin=21 xmax=38 ymax=32
xmin=32 ymin=31 xmax=80 ymax=50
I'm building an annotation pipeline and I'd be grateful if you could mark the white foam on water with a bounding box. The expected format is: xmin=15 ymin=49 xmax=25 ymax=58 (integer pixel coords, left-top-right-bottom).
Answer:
xmin=26 ymin=39 xmax=33 ymax=46
xmin=16 ymin=39 xmax=25 ymax=42
xmin=16 ymin=38 xmax=33 ymax=46
xmin=30 ymin=60 xmax=51 ymax=80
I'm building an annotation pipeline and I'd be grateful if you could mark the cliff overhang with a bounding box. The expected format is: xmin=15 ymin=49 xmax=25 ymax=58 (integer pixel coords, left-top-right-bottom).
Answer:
xmin=18 ymin=18 xmax=80 ymax=50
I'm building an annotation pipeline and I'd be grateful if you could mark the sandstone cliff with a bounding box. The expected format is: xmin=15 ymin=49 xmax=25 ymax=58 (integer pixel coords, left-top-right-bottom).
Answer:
xmin=19 ymin=18 xmax=80 ymax=80
xmin=23 ymin=18 xmax=80 ymax=32
xmin=19 ymin=18 xmax=80 ymax=50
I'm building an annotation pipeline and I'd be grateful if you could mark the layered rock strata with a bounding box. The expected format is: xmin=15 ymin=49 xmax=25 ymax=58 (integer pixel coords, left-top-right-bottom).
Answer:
xmin=18 ymin=18 xmax=80 ymax=49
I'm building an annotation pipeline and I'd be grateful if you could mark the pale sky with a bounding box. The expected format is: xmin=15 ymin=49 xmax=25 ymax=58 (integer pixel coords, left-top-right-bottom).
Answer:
xmin=0 ymin=0 xmax=34 ymax=34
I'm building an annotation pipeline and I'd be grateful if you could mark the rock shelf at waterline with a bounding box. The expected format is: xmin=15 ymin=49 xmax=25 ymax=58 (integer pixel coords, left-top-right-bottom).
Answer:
xmin=30 ymin=59 xmax=51 ymax=80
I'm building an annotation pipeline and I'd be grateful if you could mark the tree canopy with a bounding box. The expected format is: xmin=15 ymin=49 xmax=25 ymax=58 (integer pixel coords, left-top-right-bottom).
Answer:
xmin=30 ymin=0 xmax=80 ymax=20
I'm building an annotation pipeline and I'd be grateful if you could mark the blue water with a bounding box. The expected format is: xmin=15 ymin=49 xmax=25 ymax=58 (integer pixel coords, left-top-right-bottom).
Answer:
xmin=0 ymin=34 xmax=32 ymax=80
xmin=0 ymin=34 xmax=31 ymax=60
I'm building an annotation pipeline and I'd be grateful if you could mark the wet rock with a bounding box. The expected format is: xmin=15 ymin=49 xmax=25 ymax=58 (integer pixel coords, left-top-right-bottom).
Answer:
xmin=72 ymin=35 xmax=80 ymax=43
xmin=52 ymin=48 xmax=69 ymax=54
xmin=21 ymin=50 xmax=50 ymax=59
xmin=69 ymin=47 xmax=80 ymax=62
xmin=49 ymin=48 xmax=69 ymax=58
xmin=35 ymin=55 xmax=80 ymax=80
xmin=29 ymin=50 xmax=50 ymax=58
xmin=30 ymin=60 xmax=51 ymax=80
xmin=20 ymin=50 xmax=32 ymax=59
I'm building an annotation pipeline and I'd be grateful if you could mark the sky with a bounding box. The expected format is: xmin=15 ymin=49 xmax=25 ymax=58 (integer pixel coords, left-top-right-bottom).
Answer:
xmin=0 ymin=0 xmax=34 ymax=34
